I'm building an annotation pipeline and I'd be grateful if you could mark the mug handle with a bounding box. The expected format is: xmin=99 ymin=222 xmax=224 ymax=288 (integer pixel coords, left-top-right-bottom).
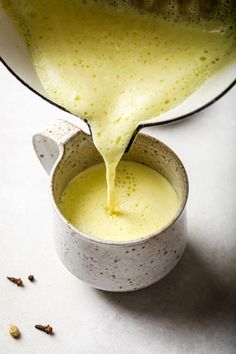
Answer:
xmin=33 ymin=119 xmax=80 ymax=175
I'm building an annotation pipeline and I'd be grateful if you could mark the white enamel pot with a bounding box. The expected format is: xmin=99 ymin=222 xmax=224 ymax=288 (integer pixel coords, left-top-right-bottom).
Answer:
xmin=1 ymin=2 xmax=236 ymax=148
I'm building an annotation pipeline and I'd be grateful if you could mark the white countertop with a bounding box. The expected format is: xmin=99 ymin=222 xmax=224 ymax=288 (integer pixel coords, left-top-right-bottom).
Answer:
xmin=0 ymin=63 xmax=235 ymax=354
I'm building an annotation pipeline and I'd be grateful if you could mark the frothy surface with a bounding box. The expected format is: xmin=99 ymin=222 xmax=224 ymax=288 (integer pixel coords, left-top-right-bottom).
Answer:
xmin=59 ymin=161 xmax=180 ymax=241
xmin=2 ymin=0 xmax=235 ymax=213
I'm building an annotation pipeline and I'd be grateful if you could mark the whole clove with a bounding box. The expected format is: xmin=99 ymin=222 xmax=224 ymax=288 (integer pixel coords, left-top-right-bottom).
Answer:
xmin=28 ymin=275 xmax=35 ymax=282
xmin=35 ymin=324 xmax=53 ymax=335
xmin=7 ymin=277 xmax=23 ymax=287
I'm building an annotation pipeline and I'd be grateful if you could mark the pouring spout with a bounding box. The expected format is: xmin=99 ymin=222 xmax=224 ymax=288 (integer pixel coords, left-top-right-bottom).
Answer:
xmin=125 ymin=126 xmax=142 ymax=154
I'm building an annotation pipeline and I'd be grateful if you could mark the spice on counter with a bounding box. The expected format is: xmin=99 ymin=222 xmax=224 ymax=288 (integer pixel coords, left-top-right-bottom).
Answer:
xmin=35 ymin=324 xmax=53 ymax=335
xmin=28 ymin=275 xmax=35 ymax=282
xmin=9 ymin=324 xmax=20 ymax=338
xmin=7 ymin=277 xmax=23 ymax=287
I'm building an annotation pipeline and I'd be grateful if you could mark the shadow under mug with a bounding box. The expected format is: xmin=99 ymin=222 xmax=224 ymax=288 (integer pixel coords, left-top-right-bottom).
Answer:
xmin=33 ymin=120 xmax=189 ymax=292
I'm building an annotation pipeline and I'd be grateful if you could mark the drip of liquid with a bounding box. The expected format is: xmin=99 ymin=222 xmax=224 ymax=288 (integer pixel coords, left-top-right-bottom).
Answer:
xmin=3 ymin=0 xmax=236 ymax=214
xmin=59 ymin=161 xmax=180 ymax=241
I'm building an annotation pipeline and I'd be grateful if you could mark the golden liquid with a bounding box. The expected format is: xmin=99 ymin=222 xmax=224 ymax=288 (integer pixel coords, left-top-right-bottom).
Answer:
xmin=59 ymin=161 xmax=180 ymax=241
xmin=2 ymin=0 xmax=235 ymax=225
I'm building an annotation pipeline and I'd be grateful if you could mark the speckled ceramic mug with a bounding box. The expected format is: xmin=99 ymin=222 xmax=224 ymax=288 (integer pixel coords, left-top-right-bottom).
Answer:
xmin=33 ymin=120 xmax=188 ymax=292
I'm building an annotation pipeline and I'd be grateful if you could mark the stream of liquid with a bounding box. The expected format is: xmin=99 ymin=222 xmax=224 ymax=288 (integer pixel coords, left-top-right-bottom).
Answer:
xmin=2 ymin=0 xmax=236 ymax=216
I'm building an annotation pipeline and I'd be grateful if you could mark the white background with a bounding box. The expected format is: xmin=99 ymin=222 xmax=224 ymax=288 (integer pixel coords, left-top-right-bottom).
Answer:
xmin=0 ymin=63 xmax=235 ymax=354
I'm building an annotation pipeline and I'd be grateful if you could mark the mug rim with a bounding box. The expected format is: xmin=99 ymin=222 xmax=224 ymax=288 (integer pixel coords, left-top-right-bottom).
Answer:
xmin=50 ymin=132 xmax=189 ymax=246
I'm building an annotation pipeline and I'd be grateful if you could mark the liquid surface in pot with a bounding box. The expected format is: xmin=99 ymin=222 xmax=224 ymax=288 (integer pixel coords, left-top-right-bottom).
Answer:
xmin=3 ymin=0 xmax=236 ymax=214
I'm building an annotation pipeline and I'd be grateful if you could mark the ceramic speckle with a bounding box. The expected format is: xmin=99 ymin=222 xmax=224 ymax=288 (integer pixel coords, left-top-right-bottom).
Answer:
xmin=33 ymin=120 xmax=188 ymax=292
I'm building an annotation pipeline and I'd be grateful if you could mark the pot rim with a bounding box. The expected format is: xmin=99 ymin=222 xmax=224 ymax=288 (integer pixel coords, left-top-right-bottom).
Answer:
xmin=1 ymin=56 xmax=235 ymax=137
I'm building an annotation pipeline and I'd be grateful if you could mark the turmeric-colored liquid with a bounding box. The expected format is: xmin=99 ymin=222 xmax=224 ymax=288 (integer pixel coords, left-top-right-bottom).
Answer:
xmin=3 ymin=0 xmax=235 ymax=239
xmin=59 ymin=161 xmax=180 ymax=241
